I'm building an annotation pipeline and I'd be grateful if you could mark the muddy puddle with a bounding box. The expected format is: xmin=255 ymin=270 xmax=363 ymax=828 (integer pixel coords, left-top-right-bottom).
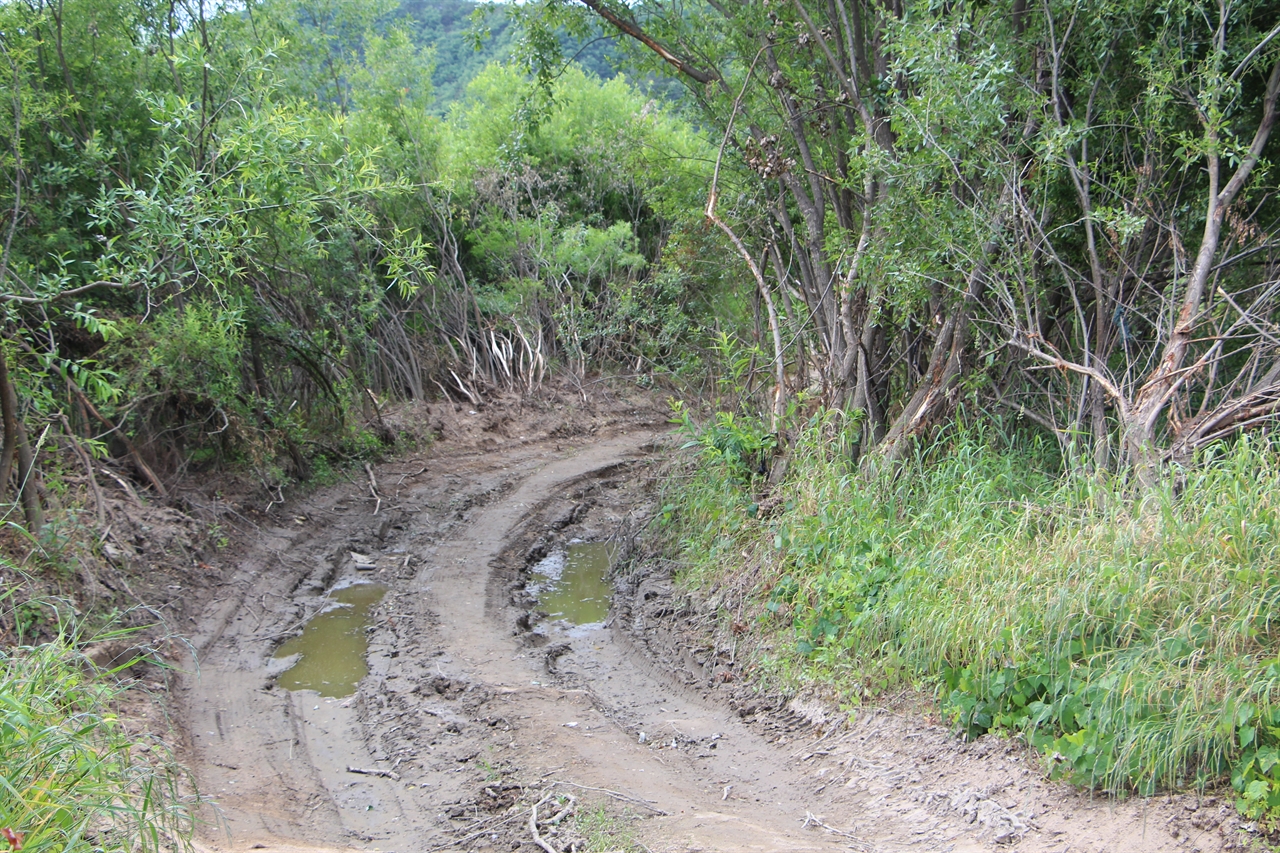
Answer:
xmin=529 ymin=540 xmax=614 ymax=624
xmin=179 ymin=413 xmax=1229 ymax=853
xmin=273 ymin=583 xmax=386 ymax=696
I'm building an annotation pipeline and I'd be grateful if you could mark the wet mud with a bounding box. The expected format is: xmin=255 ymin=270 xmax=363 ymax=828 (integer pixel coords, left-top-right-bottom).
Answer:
xmin=174 ymin=392 xmax=1252 ymax=853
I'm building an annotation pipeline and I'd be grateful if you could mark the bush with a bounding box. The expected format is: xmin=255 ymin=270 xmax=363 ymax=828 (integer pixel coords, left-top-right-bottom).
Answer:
xmin=666 ymin=418 xmax=1280 ymax=821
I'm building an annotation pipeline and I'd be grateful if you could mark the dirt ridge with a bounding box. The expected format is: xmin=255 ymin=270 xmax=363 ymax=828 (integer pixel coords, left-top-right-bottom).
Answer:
xmin=167 ymin=392 xmax=1251 ymax=853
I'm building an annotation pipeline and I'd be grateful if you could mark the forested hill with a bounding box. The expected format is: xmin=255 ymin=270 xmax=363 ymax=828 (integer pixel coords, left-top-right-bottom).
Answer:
xmin=401 ymin=0 xmax=515 ymax=107
xmin=398 ymin=0 xmax=622 ymax=107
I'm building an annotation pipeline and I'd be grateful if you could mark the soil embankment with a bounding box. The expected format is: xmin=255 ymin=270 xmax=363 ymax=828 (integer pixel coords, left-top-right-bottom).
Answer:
xmin=174 ymin=392 xmax=1246 ymax=853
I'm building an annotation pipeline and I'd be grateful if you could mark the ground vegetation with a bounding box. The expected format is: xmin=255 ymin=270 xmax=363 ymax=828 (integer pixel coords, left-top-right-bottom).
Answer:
xmin=6 ymin=0 xmax=1280 ymax=842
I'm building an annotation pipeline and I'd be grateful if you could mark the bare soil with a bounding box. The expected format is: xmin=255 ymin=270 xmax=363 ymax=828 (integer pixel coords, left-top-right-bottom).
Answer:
xmin=164 ymin=387 xmax=1256 ymax=853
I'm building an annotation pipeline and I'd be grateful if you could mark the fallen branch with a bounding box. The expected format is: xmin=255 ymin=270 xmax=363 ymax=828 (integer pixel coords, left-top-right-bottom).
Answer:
xmin=425 ymin=809 xmax=526 ymax=852
xmin=264 ymin=482 xmax=284 ymax=512
xmin=394 ymin=464 xmax=429 ymax=485
xmin=62 ymin=373 xmax=168 ymax=498
xmin=548 ymin=779 xmax=669 ymax=815
xmin=528 ymin=794 xmax=559 ymax=853
xmin=365 ymin=387 xmax=387 ymax=429
xmin=801 ymin=811 xmax=870 ymax=850
xmin=364 ymin=462 xmax=381 ymax=515
xmin=541 ymin=793 xmax=575 ymax=827
xmin=59 ymin=415 xmax=105 ymax=526
xmin=97 ymin=464 xmax=142 ymax=507
xmin=345 ymin=765 xmax=400 ymax=781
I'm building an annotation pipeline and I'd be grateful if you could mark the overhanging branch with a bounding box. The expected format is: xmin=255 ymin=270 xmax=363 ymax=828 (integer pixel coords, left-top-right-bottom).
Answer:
xmin=574 ymin=0 xmax=719 ymax=85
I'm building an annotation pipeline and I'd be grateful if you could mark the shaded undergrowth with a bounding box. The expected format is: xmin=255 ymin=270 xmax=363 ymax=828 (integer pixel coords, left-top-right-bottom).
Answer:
xmin=667 ymin=412 xmax=1280 ymax=822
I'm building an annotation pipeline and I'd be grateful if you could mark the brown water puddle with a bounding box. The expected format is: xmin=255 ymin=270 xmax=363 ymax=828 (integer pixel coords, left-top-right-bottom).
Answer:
xmin=273 ymin=583 xmax=386 ymax=696
xmin=530 ymin=541 xmax=614 ymax=624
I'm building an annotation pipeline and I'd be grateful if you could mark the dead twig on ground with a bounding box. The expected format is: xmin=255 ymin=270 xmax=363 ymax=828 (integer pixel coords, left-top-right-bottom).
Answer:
xmin=541 ymin=793 xmax=575 ymax=827
xmin=394 ymin=464 xmax=429 ymax=485
xmin=365 ymin=462 xmax=382 ymax=514
xmin=801 ymin=811 xmax=871 ymax=850
xmin=548 ymin=779 xmax=669 ymax=815
xmin=528 ymin=793 xmax=559 ymax=853
xmin=425 ymin=808 xmax=526 ymax=852
xmin=346 ymin=765 xmax=401 ymax=781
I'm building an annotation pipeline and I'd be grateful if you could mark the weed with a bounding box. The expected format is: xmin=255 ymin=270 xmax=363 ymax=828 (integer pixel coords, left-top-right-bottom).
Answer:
xmin=664 ymin=416 xmax=1280 ymax=822
xmin=477 ymin=752 xmax=502 ymax=783
xmin=12 ymin=601 xmax=49 ymax=641
xmin=0 ymin=586 xmax=198 ymax=852
xmin=206 ymin=522 xmax=230 ymax=551
xmin=309 ymin=453 xmax=338 ymax=487
xmin=573 ymin=803 xmax=639 ymax=852
xmin=675 ymin=407 xmax=776 ymax=483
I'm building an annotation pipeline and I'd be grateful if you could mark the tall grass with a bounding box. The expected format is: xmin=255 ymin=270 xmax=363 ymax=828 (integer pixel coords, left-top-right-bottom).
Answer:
xmin=0 ymin=584 xmax=198 ymax=853
xmin=667 ymin=414 xmax=1280 ymax=819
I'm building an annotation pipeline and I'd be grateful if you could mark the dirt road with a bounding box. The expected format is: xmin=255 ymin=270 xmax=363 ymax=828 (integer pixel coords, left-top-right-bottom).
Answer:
xmin=177 ymin=397 xmax=1247 ymax=853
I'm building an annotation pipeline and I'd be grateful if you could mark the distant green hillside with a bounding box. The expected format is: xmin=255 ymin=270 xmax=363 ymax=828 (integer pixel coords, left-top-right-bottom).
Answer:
xmin=398 ymin=0 xmax=625 ymax=108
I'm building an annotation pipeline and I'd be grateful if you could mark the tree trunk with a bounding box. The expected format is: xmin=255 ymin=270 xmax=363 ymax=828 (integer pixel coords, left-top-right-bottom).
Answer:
xmin=875 ymin=208 xmax=1005 ymax=463
xmin=1122 ymin=59 xmax=1280 ymax=483
xmin=14 ymin=415 xmax=43 ymax=534
xmin=0 ymin=343 xmax=16 ymax=500
xmin=875 ymin=298 xmax=974 ymax=463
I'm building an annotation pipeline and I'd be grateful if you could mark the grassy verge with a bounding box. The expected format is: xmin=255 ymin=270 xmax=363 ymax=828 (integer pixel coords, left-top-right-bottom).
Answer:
xmin=666 ymin=411 xmax=1280 ymax=822
xmin=0 ymin=587 xmax=198 ymax=853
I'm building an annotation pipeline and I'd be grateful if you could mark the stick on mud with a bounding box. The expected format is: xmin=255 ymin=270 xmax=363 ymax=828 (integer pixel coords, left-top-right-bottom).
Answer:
xmin=345 ymin=765 xmax=400 ymax=781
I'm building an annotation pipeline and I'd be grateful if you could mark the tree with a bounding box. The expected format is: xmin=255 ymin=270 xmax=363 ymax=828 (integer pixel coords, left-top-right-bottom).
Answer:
xmin=516 ymin=0 xmax=1280 ymax=476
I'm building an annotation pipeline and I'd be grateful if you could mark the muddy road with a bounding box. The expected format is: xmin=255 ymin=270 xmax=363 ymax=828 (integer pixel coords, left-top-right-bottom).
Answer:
xmin=177 ymin=397 xmax=1246 ymax=853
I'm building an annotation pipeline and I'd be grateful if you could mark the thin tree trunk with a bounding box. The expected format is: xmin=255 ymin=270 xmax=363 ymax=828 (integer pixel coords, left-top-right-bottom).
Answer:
xmin=876 ymin=219 xmax=1004 ymax=463
xmin=0 ymin=343 xmax=17 ymax=500
xmin=1122 ymin=58 xmax=1280 ymax=481
xmin=13 ymin=409 xmax=43 ymax=534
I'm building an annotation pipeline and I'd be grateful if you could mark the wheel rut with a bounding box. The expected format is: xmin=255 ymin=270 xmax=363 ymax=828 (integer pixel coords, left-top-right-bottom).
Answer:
xmin=179 ymin=425 xmax=855 ymax=853
xmin=178 ymin=414 xmax=1234 ymax=853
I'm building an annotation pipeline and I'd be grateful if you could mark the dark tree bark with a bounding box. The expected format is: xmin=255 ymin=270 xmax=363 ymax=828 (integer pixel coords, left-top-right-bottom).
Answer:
xmin=0 ymin=343 xmax=17 ymax=499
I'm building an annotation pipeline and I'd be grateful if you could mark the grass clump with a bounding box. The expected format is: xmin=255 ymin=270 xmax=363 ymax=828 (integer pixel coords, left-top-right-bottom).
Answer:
xmin=572 ymin=802 xmax=640 ymax=852
xmin=666 ymin=413 xmax=1280 ymax=822
xmin=0 ymin=590 xmax=197 ymax=853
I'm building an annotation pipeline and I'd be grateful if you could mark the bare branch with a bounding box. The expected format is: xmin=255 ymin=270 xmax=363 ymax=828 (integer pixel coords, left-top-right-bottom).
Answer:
xmin=0 ymin=280 xmax=131 ymax=304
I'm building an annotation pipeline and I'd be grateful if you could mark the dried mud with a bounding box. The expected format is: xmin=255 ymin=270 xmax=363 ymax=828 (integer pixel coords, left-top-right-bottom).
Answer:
xmin=163 ymin=388 xmax=1256 ymax=853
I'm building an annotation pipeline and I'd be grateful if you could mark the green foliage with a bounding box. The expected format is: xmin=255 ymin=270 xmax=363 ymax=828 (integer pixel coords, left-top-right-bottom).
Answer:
xmin=675 ymin=405 xmax=776 ymax=483
xmin=0 ymin=591 xmax=196 ymax=852
xmin=0 ymin=0 xmax=718 ymax=519
xmin=0 ymin=0 xmax=461 ymax=493
xmin=440 ymin=61 xmax=715 ymax=372
xmin=667 ymin=425 xmax=1280 ymax=819
xmin=145 ymin=302 xmax=246 ymax=411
